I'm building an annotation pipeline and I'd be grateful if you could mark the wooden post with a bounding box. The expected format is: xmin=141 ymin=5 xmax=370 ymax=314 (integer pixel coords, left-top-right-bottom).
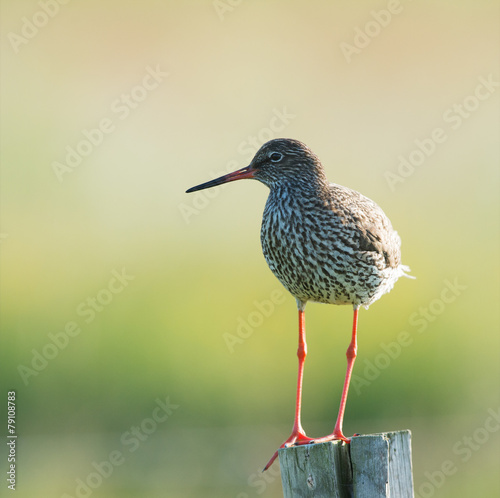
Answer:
xmin=279 ymin=430 xmax=414 ymax=498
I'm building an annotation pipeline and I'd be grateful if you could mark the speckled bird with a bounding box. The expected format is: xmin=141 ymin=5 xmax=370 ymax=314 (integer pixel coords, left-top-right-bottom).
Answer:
xmin=186 ymin=138 xmax=412 ymax=470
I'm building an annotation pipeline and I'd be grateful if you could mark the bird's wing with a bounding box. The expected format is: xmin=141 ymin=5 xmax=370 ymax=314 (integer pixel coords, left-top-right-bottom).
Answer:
xmin=327 ymin=184 xmax=401 ymax=269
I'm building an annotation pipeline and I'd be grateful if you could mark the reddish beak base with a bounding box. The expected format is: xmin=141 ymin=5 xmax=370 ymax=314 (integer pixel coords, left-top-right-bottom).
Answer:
xmin=186 ymin=166 xmax=255 ymax=193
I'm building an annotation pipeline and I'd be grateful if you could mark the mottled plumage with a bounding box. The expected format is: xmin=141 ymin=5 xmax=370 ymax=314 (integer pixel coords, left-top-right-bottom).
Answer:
xmin=255 ymin=139 xmax=411 ymax=308
xmin=186 ymin=137 xmax=412 ymax=471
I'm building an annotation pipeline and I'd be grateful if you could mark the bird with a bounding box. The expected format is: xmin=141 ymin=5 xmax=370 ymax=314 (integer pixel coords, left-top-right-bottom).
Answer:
xmin=186 ymin=138 xmax=412 ymax=471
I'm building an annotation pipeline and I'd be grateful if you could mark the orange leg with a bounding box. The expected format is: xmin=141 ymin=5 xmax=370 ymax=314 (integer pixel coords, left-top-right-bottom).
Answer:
xmin=311 ymin=305 xmax=359 ymax=444
xmin=331 ymin=305 xmax=358 ymax=440
xmin=263 ymin=305 xmax=360 ymax=470
xmin=263 ymin=302 xmax=313 ymax=471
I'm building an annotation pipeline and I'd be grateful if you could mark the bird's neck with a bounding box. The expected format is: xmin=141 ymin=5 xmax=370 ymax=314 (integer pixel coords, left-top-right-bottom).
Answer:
xmin=269 ymin=173 xmax=330 ymax=200
xmin=265 ymin=176 xmax=330 ymax=216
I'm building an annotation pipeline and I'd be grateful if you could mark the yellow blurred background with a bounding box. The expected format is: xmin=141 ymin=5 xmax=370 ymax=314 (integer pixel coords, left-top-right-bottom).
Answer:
xmin=1 ymin=1 xmax=499 ymax=497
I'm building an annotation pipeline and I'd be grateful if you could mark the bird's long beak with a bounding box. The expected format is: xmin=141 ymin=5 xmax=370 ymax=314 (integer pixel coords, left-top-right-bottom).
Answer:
xmin=186 ymin=165 xmax=256 ymax=193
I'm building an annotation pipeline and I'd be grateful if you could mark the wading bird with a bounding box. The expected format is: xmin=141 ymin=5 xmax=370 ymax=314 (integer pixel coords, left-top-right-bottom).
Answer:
xmin=186 ymin=138 xmax=412 ymax=470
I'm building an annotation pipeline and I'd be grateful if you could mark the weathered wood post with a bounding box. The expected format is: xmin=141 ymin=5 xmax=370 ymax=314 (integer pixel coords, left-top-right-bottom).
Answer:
xmin=279 ymin=430 xmax=414 ymax=498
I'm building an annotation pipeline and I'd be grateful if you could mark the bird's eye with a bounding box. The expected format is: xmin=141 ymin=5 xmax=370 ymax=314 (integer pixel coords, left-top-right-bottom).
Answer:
xmin=270 ymin=152 xmax=283 ymax=162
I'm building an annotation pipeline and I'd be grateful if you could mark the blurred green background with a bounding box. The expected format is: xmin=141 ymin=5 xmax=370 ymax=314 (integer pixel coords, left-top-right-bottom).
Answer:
xmin=1 ymin=1 xmax=499 ymax=497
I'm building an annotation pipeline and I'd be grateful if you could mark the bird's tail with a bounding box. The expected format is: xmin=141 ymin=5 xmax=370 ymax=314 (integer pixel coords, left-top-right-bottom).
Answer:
xmin=399 ymin=264 xmax=415 ymax=279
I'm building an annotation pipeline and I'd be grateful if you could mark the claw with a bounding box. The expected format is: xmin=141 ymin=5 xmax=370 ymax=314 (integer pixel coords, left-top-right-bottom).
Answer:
xmin=263 ymin=428 xmax=314 ymax=471
xmin=263 ymin=450 xmax=279 ymax=472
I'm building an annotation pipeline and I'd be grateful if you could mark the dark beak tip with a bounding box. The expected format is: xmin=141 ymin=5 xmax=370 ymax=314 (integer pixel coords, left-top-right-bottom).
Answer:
xmin=185 ymin=183 xmax=214 ymax=194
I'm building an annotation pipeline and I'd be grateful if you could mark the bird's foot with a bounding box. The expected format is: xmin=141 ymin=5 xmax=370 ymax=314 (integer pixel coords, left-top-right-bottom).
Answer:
xmin=306 ymin=430 xmax=351 ymax=445
xmin=262 ymin=428 xmax=314 ymax=471
xmin=262 ymin=430 xmax=357 ymax=471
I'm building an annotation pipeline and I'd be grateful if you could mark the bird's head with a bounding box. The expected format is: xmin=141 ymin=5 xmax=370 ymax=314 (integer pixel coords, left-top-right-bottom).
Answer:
xmin=186 ymin=138 xmax=328 ymax=194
